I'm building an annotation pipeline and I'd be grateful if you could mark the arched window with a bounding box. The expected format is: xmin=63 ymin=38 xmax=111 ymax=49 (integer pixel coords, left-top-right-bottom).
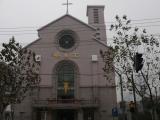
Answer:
xmin=56 ymin=61 xmax=76 ymax=99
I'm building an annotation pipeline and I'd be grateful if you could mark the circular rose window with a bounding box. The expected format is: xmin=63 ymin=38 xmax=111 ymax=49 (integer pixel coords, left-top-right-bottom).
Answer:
xmin=56 ymin=30 xmax=79 ymax=52
xmin=59 ymin=34 xmax=75 ymax=49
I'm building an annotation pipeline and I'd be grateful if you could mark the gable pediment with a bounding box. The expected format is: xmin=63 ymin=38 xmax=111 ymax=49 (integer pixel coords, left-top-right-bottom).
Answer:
xmin=25 ymin=14 xmax=108 ymax=49
xmin=38 ymin=14 xmax=96 ymax=32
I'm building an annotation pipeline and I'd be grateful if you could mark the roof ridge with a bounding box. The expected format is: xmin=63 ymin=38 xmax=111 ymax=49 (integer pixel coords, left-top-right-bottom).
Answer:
xmin=38 ymin=14 xmax=96 ymax=31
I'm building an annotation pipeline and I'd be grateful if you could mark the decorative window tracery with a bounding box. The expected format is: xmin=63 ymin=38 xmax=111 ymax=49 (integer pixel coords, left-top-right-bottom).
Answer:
xmin=56 ymin=61 xmax=76 ymax=99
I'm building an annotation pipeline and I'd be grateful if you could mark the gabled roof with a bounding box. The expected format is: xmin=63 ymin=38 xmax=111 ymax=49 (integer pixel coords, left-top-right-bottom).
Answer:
xmin=23 ymin=38 xmax=40 ymax=49
xmin=38 ymin=14 xmax=96 ymax=31
xmin=93 ymin=38 xmax=107 ymax=47
xmin=24 ymin=14 xmax=108 ymax=49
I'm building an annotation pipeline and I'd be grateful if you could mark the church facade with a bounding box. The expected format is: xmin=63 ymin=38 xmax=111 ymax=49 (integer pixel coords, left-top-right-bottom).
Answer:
xmin=14 ymin=5 xmax=117 ymax=120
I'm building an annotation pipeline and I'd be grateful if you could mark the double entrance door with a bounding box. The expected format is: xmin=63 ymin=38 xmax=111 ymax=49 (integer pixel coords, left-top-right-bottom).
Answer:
xmin=57 ymin=110 xmax=75 ymax=120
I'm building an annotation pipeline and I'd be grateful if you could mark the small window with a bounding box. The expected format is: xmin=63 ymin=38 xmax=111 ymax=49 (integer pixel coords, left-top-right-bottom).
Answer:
xmin=96 ymin=33 xmax=100 ymax=35
xmin=97 ymin=28 xmax=100 ymax=30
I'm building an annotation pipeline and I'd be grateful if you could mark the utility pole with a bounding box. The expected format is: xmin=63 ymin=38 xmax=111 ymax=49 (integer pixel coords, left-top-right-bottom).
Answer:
xmin=118 ymin=73 xmax=126 ymax=120
xmin=131 ymin=73 xmax=137 ymax=111
xmin=120 ymin=81 xmax=126 ymax=120
xmin=130 ymin=52 xmax=144 ymax=120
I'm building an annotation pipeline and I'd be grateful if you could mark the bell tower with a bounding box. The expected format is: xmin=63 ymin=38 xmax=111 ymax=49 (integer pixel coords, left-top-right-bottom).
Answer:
xmin=87 ymin=5 xmax=107 ymax=44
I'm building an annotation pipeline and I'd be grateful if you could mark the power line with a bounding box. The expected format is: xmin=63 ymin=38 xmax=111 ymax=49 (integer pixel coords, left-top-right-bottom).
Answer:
xmin=130 ymin=20 xmax=160 ymax=25
xmin=0 ymin=23 xmax=160 ymax=31
xmin=1 ymin=17 xmax=160 ymax=30
xmin=1 ymin=25 xmax=160 ymax=36
xmin=4 ymin=36 xmax=158 ymax=46
xmin=131 ymin=17 xmax=160 ymax=22
xmin=0 ymin=34 xmax=159 ymax=48
xmin=106 ymin=17 xmax=160 ymax=23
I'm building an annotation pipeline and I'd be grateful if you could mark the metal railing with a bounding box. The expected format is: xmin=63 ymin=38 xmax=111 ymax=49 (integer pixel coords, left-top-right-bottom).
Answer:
xmin=33 ymin=98 xmax=99 ymax=108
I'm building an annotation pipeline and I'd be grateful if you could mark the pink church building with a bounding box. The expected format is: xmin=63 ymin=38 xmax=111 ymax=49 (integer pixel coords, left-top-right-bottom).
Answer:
xmin=14 ymin=5 xmax=117 ymax=120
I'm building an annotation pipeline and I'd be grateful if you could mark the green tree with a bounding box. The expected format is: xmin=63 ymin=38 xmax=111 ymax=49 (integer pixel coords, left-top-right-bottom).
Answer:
xmin=100 ymin=15 xmax=160 ymax=120
xmin=0 ymin=37 xmax=40 ymax=119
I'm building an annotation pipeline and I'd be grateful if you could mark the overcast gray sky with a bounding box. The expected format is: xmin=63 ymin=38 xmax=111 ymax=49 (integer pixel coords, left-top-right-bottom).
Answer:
xmin=0 ymin=0 xmax=160 ymax=46
xmin=1 ymin=0 xmax=160 ymax=101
